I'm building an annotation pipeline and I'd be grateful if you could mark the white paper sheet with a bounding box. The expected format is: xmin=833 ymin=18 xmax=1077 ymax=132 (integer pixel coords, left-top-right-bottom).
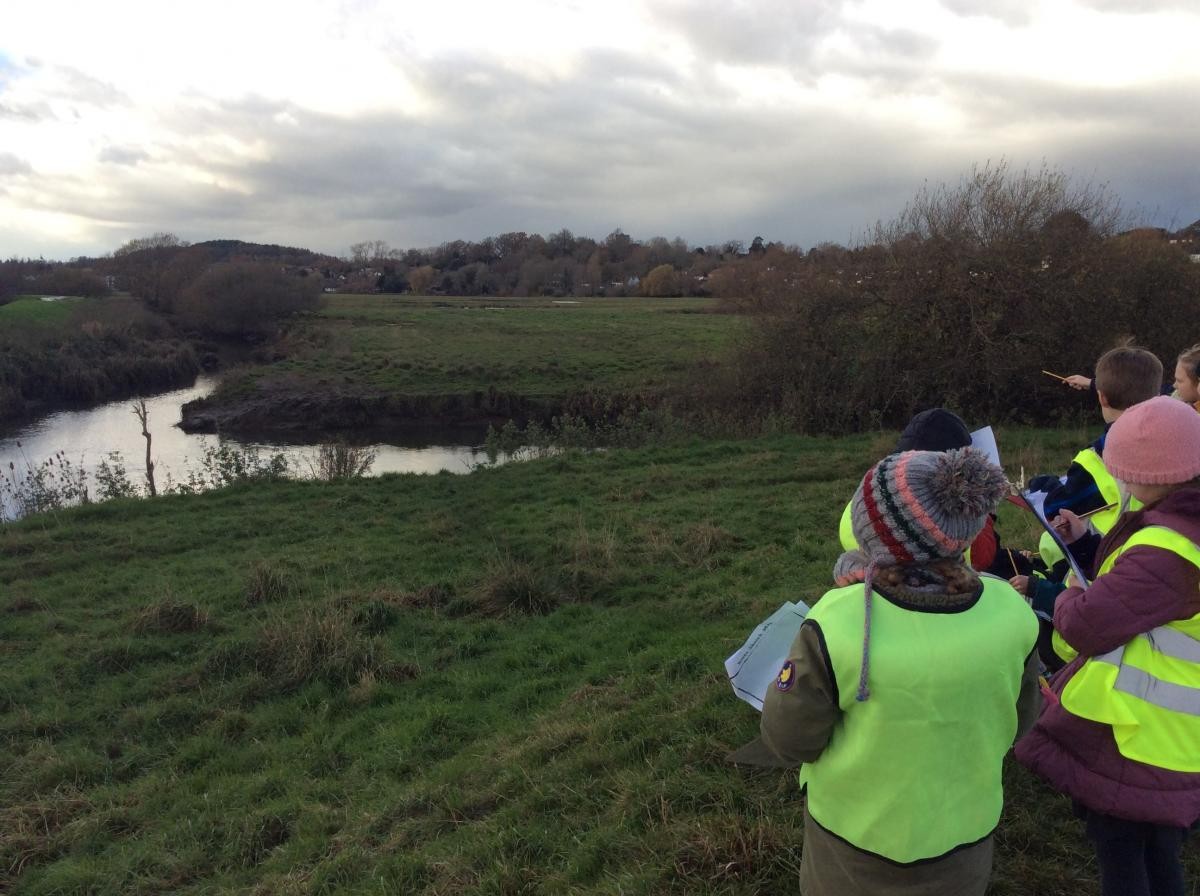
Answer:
xmin=970 ymin=426 xmax=1001 ymax=467
xmin=726 ymin=601 xmax=811 ymax=711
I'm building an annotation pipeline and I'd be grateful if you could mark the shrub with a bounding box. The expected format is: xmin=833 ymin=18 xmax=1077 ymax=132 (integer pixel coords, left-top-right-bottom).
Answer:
xmin=725 ymin=161 xmax=1200 ymax=431
xmin=305 ymin=441 xmax=377 ymax=480
xmin=177 ymin=262 xmax=319 ymax=339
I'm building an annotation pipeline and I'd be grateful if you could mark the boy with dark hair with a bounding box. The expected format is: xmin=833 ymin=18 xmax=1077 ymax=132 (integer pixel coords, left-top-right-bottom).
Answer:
xmin=1037 ymin=346 xmax=1163 ymax=553
xmin=1018 ymin=347 xmax=1164 ymax=648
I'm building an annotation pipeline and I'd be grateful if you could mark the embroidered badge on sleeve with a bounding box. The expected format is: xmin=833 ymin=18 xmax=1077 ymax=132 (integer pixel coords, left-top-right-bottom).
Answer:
xmin=776 ymin=660 xmax=796 ymax=692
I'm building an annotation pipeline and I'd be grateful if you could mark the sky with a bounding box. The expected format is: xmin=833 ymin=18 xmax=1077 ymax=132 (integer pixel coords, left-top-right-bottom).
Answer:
xmin=1 ymin=0 xmax=1198 ymax=260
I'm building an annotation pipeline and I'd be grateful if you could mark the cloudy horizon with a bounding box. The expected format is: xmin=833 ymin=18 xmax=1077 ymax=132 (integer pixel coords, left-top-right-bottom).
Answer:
xmin=2 ymin=0 xmax=1198 ymax=261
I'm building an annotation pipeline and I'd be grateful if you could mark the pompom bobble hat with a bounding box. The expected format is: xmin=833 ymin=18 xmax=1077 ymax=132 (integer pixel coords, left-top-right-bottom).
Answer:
xmin=844 ymin=448 xmax=1009 ymax=701
xmin=1104 ymin=395 xmax=1200 ymax=485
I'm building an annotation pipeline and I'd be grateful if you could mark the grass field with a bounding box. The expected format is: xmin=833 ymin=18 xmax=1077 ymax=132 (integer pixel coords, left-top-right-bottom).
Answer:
xmin=223 ymin=294 xmax=742 ymax=402
xmin=0 ymin=297 xmax=91 ymax=330
xmin=5 ymin=426 xmax=1186 ymax=895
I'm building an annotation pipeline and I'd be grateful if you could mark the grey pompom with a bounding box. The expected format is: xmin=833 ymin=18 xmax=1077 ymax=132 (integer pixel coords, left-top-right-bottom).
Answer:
xmin=926 ymin=448 xmax=1008 ymax=518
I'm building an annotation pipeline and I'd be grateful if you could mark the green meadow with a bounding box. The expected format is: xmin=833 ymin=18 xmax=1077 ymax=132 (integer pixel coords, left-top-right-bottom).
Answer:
xmin=219 ymin=295 xmax=742 ymax=403
xmin=6 ymin=425 xmax=1192 ymax=895
xmin=0 ymin=296 xmax=91 ymax=330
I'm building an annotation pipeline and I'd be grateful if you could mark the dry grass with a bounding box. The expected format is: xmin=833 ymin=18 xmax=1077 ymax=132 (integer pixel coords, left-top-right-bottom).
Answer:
xmin=246 ymin=561 xmax=294 ymax=605
xmin=254 ymin=605 xmax=418 ymax=688
xmin=472 ymin=554 xmax=561 ymax=616
xmin=132 ymin=599 xmax=209 ymax=634
xmin=0 ymin=789 xmax=94 ymax=885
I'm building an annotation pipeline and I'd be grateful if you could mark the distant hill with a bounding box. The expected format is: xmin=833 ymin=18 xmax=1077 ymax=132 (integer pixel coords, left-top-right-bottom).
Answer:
xmin=190 ymin=239 xmax=338 ymax=267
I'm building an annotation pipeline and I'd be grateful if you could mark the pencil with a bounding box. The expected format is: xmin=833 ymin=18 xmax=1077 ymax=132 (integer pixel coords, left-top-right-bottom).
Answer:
xmin=1077 ymin=502 xmax=1118 ymax=520
xmin=1041 ymin=369 xmax=1068 ymax=381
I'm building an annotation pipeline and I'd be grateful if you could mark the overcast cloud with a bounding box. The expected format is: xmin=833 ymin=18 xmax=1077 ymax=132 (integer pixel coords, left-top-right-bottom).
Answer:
xmin=1 ymin=0 xmax=1197 ymax=259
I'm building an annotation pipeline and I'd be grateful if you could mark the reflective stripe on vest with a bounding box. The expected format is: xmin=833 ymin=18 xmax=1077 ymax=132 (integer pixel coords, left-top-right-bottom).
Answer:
xmin=1060 ymin=526 xmax=1200 ymax=772
xmin=799 ymin=576 xmax=1037 ymax=863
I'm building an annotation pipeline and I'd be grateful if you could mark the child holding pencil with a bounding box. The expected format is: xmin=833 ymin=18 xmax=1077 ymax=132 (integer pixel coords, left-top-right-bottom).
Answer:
xmin=1030 ymin=346 xmax=1163 ymax=577
xmin=1016 ymin=396 xmax=1200 ymax=896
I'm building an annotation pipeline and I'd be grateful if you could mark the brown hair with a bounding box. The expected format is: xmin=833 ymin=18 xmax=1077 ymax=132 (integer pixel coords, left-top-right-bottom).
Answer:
xmin=1095 ymin=345 xmax=1163 ymax=410
xmin=1178 ymin=344 xmax=1200 ymax=386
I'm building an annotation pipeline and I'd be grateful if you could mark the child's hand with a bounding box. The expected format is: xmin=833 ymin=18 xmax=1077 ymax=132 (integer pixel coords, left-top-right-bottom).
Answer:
xmin=834 ymin=567 xmax=866 ymax=587
xmin=833 ymin=550 xmax=869 ymax=587
xmin=1009 ymin=575 xmax=1030 ymax=601
xmin=1064 ymin=374 xmax=1092 ymax=391
xmin=1051 ymin=509 xmax=1087 ymax=544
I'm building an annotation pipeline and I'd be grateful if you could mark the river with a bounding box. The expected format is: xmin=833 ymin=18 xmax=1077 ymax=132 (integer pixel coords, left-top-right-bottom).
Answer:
xmin=0 ymin=377 xmax=517 ymax=519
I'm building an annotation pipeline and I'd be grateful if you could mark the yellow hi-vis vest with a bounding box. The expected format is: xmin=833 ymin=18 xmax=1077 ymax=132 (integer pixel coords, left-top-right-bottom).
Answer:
xmin=1039 ymin=447 xmax=1142 ymax=569
xmin=839 ymin=501 xmax=856 ymax=552
xmin=841 ymin=500 xmax=973 ymax=565
xmin=799 ymin=576 xmax=1037 ymax=863
xmin=1059 ymin=526 xmax=1200 ymax=772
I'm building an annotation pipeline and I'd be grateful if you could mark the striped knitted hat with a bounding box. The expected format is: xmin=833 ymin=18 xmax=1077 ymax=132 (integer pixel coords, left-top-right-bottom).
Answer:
xmin=850 ymin=448 xmax=1008 ymax=566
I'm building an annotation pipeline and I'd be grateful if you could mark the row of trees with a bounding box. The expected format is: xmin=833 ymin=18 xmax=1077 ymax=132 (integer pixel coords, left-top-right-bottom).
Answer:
xmin=346 ymin=229 xmax=786 ymax=298
xmin=722 ymin=162 xmax=1200 ymax=431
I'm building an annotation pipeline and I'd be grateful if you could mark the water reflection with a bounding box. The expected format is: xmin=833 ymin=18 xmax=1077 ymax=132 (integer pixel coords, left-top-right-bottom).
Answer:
xmin=1 ymin=377 xmax=514 ymax=518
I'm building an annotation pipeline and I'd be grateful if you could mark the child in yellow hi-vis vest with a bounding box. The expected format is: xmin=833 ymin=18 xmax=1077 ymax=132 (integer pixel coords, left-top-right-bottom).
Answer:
xmin=1017 ymin=396 xmax=1200 ymax=896
xmin=732 ymin=448 xmax=1041 ymax=896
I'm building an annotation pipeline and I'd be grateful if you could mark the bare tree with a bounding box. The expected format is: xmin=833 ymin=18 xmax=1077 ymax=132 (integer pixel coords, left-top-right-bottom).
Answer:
xmin=132 ymin=400 xmax=156 ymax=497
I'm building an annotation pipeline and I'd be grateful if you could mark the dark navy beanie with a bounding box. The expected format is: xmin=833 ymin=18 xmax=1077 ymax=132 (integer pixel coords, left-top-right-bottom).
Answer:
xmin=895 ymin=408 xmax=971 ymax=453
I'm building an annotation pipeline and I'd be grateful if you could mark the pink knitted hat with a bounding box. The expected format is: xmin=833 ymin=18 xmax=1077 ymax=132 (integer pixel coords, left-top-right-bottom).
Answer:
xmin=1105 ymin=396 xmax=1200 ymax=485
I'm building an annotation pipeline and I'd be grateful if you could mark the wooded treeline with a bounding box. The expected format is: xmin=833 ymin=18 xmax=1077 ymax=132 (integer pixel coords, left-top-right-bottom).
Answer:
xmin=721 ymin=164 xmax=1200 ymax=430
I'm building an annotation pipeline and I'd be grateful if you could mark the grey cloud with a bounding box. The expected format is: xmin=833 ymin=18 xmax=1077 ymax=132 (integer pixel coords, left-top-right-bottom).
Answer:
xmin=1078 ymin=0 xmax=1198 ymax=12
xmin=0 ymin=152 xmax=33 ymax=177
xmin=946 ymin=72 xmax=1200 ymax=133
xmin=0 ymin=100 xmax=54 ymax=121
xmin=939 ymin=0 xmax=1034 ymax=26
xmin=646 ymin=0 xmax=938 ymax=93
xmin=54 ymin=66 xmax=127 ymax=107
xmin=646 ymin=0 xmax=848 ymax=69
xmin=98 ymin=145 xmax=150 ymax=166
xmin=11 ymin=43 xmax=1199 ymax=257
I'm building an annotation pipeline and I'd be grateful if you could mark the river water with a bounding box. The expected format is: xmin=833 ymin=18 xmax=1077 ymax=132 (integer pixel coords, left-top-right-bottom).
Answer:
xmin=0 ymin=377 xmax=515 ymax=518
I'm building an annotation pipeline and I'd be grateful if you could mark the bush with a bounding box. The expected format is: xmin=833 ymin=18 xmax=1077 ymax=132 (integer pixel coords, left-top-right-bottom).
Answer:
xmin=305 ymin=441 xmax=377 ymax=480
xmin=727 ymin=161 xmax=1200 ymax=431
xmin=177 ymin=262 xmax=319 ymax=339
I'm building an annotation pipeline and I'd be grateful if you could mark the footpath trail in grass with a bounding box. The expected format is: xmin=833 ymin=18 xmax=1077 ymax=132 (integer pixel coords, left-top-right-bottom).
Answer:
xmin=236 ymin=294 xmax=741 ymax=400
xmin=3 ymin=430 xmax=1191 ymax=894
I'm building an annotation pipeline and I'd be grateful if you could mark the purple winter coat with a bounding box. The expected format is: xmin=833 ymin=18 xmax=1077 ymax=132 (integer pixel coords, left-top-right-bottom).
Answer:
xmin=1014 ymin=485 xmax=1200 ymax=828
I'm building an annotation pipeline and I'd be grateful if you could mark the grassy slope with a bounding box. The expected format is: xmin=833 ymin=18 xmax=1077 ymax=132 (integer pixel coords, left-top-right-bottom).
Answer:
xmin=232 ymin=295 xmax=741 ymax=400
xmin=5 ymin=427 xmax=1188 ymax=895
